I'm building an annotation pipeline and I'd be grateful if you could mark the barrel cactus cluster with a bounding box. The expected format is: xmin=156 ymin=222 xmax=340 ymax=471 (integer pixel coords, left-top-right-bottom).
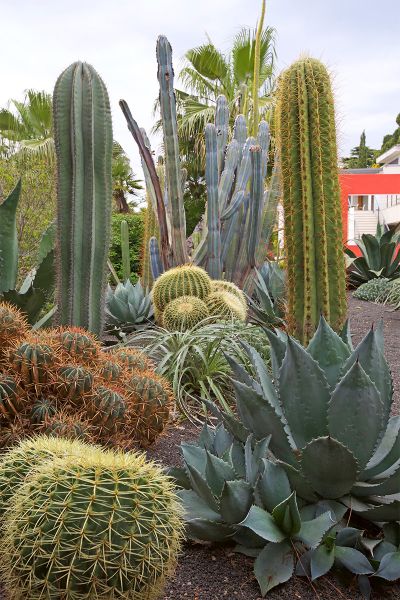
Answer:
xmin=152 ymin=264 xmax=247 ymax=330
xmin=0 ymin=302 xmax=172 ymax=448
xmin=0 ymin=436 xmax=183 ymax=600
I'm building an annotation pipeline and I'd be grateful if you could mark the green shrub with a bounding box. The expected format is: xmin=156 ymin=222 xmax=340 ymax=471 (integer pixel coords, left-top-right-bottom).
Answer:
xmin=109 ymin=211 xmax=144 ymax=283
xmin=353 ymin=277 xmax=392 ymax=302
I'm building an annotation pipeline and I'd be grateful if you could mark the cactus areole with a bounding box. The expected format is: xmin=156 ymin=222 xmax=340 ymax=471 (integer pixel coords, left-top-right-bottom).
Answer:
xmin=276 ymin=58 xmax=347 ymax=344
xmin=53 ymin=62 xmax=113 ymax=336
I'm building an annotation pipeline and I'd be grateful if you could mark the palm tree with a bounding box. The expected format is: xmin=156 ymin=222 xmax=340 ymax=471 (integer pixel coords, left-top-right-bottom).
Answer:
xmin=112 ymin=142 xmax=143 ymax=213
xmin=0 ymin=90 xmax=54 ymax=162
xmin=176 ymin=22 xmax=276 ymax=146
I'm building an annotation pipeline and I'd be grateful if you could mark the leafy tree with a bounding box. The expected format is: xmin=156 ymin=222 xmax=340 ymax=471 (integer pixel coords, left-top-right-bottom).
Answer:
xmin=381 ymin=113 xmax=400 ymax=153
xmin=112 ymin=142 xmax=143 ymax=213
xmin=342 ymin=130 xmax=378 ymax=168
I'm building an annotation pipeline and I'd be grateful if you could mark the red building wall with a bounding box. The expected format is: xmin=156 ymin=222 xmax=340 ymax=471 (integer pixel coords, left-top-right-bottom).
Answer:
xmin=339 ymin=173 xmax=400 ymax=255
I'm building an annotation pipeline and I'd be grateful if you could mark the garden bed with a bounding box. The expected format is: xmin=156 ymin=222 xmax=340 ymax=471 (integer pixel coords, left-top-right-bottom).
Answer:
xmin=146 ymin=294 xmax=400 ymax=600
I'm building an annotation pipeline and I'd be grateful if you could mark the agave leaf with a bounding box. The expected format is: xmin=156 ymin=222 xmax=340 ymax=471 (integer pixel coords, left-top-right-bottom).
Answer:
xmin=362 ymin=416 xmax=400 ymax=480
xmin=37 ymin=221 xmax=56 ymax=264
xmin=0 ymin=178 xmax=21 ymax=293
xmin=232 ymin=380 xmax=296 ymax=467
xmin=272 ymin=492 xmax=301 ymax=536
xmin=352 ymin=466 xmax=400 ymax=497
xmin=186 ymin=464 xmax=219 ymax=512
xmin=254 ymin=541 xmax=294 ymax=595
xmin=343 ymin=328 xmax=392 ymax=430
xmin=181 ymin=443 xmax=207 ymax=475
xmin=224 ymin=353 xmax=259 ymax=391
xmin=201 ymin=397 xmax=249 ymax=443
xmin=240 ymin=341 xmax=281 ymax=414
xmin=256 ymin=459 xmax=291 ymax=513
xmin=240 ymin=505 xmax=286 ymax=543
xmin=277 ymin=462 xmax=319 ymax=503
xmin=334 ymin=546 xmax=374 ymax=574
xmin=198 ymin=423 xmax=215 ymax=450
xmin=310 ymin=544 xmax=335 ymax=580
xmin=168 ymin=466 xmax=191 ymax=489
xmin=279 ymin=337 xmax=330 ymax=448
xmin=229 ymin=441 xmax=246 ymax=478
xmin=339 ymin=318 xmax=354 ymax=351
xmin=383 ymin=522 xmax=400 ymax=547
xmin=185 ymin=519 xmax=236 ymax=542
xmin=353 ymin=501 xmax=400 ymax=522
xmin=300 ymin=437 xmax=359 ymax=499
xmin=374 ymin=551 xmax=400 ymax=581
xmin=264 ymin=328 xmax=287 ymax=378
xmin=307 ymin=316 xmax=351 ymax=389
xmin=296 ymin=511 xmax=337 ymax=548
xmin=328 ymin=361 xmax=383 ymax=470
xmin=178 ymin=489 xmax=223 ymax=522
xmin=205 ymin=451 xmax=236 ymax=497
xmin=336 ymin=527 xmax=362 ymax=547
xmin=219 ymin=480 xmax=253 ymax=524
xmin=233 ymin=526 xmax=267 ymax=549
xmin=213 ymin=424 xmax=233 ymax=457
xmin=374 ymin=541 xmax=397 ymax=560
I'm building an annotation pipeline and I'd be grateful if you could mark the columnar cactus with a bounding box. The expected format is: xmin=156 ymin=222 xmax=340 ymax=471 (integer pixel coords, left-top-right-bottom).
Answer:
xmin=275 ymin=58 xmax=347 ymax=343
xmin=120 ymin=219 xmax=131 ymax=282
xmin=53 ymin=62 xmax=113 ymax=336
xmin=1 ymin=450 xmax=183 ymax=599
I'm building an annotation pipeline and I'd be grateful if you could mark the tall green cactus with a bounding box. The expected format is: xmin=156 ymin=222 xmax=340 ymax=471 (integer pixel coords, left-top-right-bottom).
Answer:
xmin=53 ymin=62 xmax=113 ymax=335
xmin=0 ymin=180 xmax=21 ymax=293
xmin=276 ymin=57 xmax=346 ymax=343
xmin=120 ymin=37 xmax=278 ymax=292
xmin=120 ymin=220 xmax=130 ymax=282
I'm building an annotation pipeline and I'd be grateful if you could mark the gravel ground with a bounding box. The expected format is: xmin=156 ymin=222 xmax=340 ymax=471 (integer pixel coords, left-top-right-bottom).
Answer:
xmin=148 ymin=294 xmax=400 ymax=600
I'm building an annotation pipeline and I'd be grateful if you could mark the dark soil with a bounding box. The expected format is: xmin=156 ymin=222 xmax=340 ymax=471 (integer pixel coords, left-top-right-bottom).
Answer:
xmin=147 ymin=294 xmax=400 ymax=600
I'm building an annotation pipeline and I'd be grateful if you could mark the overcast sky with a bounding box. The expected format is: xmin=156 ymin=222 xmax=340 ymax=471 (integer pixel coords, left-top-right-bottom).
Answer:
xmin=2 ymin=0 xmax=399 ymax=179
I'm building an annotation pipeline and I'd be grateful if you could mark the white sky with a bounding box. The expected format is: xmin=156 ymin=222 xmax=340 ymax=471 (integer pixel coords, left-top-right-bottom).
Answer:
xmin=2 ymin=0 xmax=399 ymax=179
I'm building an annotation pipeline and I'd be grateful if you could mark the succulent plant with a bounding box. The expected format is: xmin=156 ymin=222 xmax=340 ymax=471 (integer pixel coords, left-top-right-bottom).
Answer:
xmin=209 ymin=316 xmax=399 ymax=523
xmin=152 ymin=264 xmax=212 ymax=313
xmin=8 ymin=335 xmax=54 ymax=389
xmin=353 ymin=277 xmax=393 ymax=302
xmin=276 ymin=58 xmax=347 ymax=343
xmin=385 ymin=279 xmax=400 ymax=309
xmin=126 ymin=371 xmax=172 ymax=446
xmin=88 ymin=384 xmax=127 ymax=432
xmin=42 ymin=413 xmax=92 ymax=441
xmin=0 ymin=374 xmax=25 ymax=420
xmin=346 ymin=221 xmax=400 ymax=287
xmin=54 ymin=326 xmax=100 ymax=362
xmin=111 ymin=346 xmax=154 ymax=373
xmin=163 ymin=295 xmax=209 ymax=331
xmin=54 ymin=364 xmax=94 ymax=403
xmin=30 ymin=396 xmax=57 ymax=424
xmin=98 ymin=357 xmax=123 ymax=382
xmin=105 ymin=279 xmax=154 ymax=335
xmin=1 ymin=449 xmax=183 ymax=599
xmin=54 ymin=62 xmax=113 ymax=336
xmin=205 ymin=290 xmax=247 ymax=322
xmin=0 ymin=302 xmax=28 ymax=361
xmin=210 ymin=280 xmax=247 ymax=310
xmin=248 ymin=266 xmax=285 ymax=328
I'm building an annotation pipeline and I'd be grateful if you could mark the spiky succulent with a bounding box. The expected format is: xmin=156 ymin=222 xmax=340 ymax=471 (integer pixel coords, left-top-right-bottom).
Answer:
xmin=0 ymin=374 xmax=25 ymax=420
xmin=98 ymin=357 xmax=123 ymax=382
xmin=163 ymin=295 xmax=209 ymax=331
xmin=385 ymin=279 xmax=400 ymax=309
xmin=353 ymin=277 xmax=393 ymax=302
xmin=105 ymin=280 xmax=154 ymax=335
xmin=53 ymin=327 xmax=100 ymax=362
xmin=152 ymin=264 xmax=212 ymax=312
xmin=54 ymin=364 xmax=94 ymax=403
xmin=88 ymin=385 xmax=127 ymax=432
xmin=111 ymin=346 xmax=154 ymax=372
xmin=205 ymin=290 xmax=247 ymax=322
xmin=0 ymin=435 xmax=98 ymax=516
xmin=8 ymin=335 xmax=54 ymax=388
xmin=30 ymin=396 xmax=57 ymax=424
xmin=42 ymin=413 xmax=91 ymax=441
xmin=209 ymin=316 xmax=399 ymax=523
xmin=0 ymin=302 xmax=28 ymax=361
xmin=0 ymin=449 xmax=183 ymax=599
xmin=126 ymin=371 xmax=172 ymax=446
xmin=210 ymin=280 xmax=247 ymax=310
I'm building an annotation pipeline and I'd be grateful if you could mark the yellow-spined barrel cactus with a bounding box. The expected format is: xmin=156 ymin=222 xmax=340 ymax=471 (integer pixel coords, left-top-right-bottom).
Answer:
xmin=163 ymin=295 xmax=209 ymax=331
xmin=127 ymin=372 xmax=172 ymax=446
xmin=205 ymin=290 xmax=247 ymax=322
xmin=0 ymin=302 xmax=28 ymax=362
xmin=0 ymin=435 xmax=98 ymax=516
xmin=152 ymin=264 xmax=212 ymax=313
xmin=111 ymin=347 xmax=154 ymax=373
xmin=1 ymin=450 xmax=183 ymax=599
xmin=0 ymin=374 xmax=25 ymax=420
xmin=210 ymin=280 xmax=247 ymax=310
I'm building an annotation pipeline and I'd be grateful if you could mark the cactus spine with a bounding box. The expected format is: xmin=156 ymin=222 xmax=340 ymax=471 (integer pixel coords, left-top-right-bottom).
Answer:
xmin=152 ymin=264 xmax=212 ymax=312
xmin=53 ymin=62 xmax=113 ymax=335
xmin=120 ymin=219 xmax=131 ymax=282
xmin=275 ymin=58 xmax=347 ymax=343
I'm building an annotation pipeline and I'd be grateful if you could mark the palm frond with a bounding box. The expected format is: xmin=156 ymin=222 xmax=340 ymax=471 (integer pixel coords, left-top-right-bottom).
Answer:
xmin=184 ymin=43 xmax=230 ymax=82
